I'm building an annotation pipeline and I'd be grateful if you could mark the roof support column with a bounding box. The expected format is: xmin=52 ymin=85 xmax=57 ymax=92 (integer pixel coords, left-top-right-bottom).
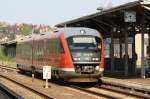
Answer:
xmin=141 ymin=26 xmax=145 ymax=78
xmin=110 ymin=28 xmax=114 ymax=73
xmin=125 ymin=24 xmax=129 ymax=76
xmin=148 ymin=32 xmax=150 ymax=75
xmin=132 ymin=33 xmax=136 ymax=75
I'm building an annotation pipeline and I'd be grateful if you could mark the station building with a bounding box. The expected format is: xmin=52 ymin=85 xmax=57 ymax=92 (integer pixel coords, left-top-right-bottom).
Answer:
xmin=55 ymin=0 xmax=150 ymax=78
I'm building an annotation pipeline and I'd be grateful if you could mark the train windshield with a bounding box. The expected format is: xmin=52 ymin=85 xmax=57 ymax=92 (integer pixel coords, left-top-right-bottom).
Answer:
xmin=67 ymin=36 xmax=101 ymax=63
xmin=67 ymin=36 xmax=101 ymax=50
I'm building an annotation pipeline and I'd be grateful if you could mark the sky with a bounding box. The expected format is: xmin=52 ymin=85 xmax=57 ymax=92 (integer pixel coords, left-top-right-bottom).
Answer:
xmin=0 ymin=0 xmax=137 ymax=26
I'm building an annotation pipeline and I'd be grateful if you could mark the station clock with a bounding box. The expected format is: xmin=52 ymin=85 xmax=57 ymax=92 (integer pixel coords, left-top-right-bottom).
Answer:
xmin=124 ymin=11 xmax=136 ymax=22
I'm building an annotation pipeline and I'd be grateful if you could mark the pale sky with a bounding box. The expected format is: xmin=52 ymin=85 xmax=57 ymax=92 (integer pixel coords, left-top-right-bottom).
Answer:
xmin=0 ymin=0 xmax=137 ymax=26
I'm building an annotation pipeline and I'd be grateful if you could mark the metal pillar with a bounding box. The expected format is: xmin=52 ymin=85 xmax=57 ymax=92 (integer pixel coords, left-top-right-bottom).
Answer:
xmin=110 ymin=28 xmax=114 ymax=73
xmin=148 ymin=33 xmax=150 ymax=75
xmin=133 ymin=34 xmax=136 ymax=75
xmin=125 ymin=27 xmax=129 ymax=76
xmin=141 ymin=28 xmax=145 ymax=79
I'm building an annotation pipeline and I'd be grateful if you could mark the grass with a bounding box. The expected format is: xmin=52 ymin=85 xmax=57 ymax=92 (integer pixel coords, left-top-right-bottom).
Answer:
xmin=0 ymin=56 xmax=16 ymax=68
xmin=0 ymin=46 xmax=16 ymax=68
xmin=0 ymin=56 xmax=15 ymax=62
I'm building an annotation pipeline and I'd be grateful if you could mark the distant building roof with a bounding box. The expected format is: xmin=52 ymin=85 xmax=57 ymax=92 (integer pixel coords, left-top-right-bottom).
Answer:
xmin=0 ymin=40 xmax=17 ymax=46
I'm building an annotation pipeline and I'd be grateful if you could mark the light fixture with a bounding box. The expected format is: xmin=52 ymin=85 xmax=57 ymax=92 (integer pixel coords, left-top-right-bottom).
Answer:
xmin=80 ymin=30 xmax=86 ymax=34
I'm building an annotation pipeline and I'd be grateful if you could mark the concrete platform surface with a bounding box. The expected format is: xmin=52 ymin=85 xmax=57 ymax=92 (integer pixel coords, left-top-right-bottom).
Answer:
xmin=102 ymin=77 xmax=150 ymax=93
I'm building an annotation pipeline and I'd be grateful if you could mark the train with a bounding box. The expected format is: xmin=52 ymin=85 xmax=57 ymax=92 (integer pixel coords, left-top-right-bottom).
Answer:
xmin=16 ymin=27 xmax=104 ymax=82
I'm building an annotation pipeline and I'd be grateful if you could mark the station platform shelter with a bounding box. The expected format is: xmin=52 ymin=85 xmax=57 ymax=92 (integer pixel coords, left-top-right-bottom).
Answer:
xmin=56 ymin=0 xmax=150 ymax=78
xmin=0 ymin=40 xmax=16 ymax=57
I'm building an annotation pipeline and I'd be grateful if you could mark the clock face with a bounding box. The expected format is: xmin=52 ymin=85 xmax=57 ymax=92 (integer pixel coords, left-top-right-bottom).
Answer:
xmin=124 ymin=11 xmax=136 ymax=22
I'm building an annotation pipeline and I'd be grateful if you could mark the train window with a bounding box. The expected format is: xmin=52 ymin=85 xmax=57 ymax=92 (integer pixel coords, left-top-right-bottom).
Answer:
xmin=23 ymin=42 xmax=32 ymax=61
xmin=37 ymin=40 xmax=44 ymax=61
xmin=47 ymin=39 xmax=53 ymax=54
xmin=34 ymin=42 xmax=38 ymax=60
xmin=53 ymin=39 xmax=59 ymax=53
xmin=47 ymin=38 xmax=64 ymax=54
xmin=20 ymin=43 xmax=24 ymax=59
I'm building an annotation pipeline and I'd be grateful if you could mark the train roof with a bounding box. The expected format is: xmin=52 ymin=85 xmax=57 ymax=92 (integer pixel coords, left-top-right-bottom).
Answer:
xmin=17 ymin=32 xmax=53 ymax=43
xmin=57 ymin=27 xmax=101 ymax=38
xmin=17 ymin=27 xmax=101 ymax=43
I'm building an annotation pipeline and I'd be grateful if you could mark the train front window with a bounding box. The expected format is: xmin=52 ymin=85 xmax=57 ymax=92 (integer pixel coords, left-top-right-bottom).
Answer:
xmin=67 ymin=36 xmax=101 ymax=63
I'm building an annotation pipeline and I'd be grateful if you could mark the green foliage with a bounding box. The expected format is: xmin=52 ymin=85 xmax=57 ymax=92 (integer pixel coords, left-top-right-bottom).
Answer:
xmin=0 ymin=46 xmax=6 ymax=56
xmin=0 ymin=46 xmax=15 ymax=62
xmin=20 ymin=24 xmax=33 ymax=35
xmin=0 ymin=55 xmax=16 ymax=62
xmin=1 ymin=46 xmax=7 ymax=56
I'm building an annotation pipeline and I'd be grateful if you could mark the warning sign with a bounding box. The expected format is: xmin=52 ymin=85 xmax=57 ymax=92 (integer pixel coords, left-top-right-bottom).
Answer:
xmin=43 ymin=66 xmax=51 ymax=79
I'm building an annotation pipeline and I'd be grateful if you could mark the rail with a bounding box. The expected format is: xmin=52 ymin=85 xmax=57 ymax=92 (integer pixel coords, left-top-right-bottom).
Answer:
xmin=1 ymin=65 xmax=150 ymax=99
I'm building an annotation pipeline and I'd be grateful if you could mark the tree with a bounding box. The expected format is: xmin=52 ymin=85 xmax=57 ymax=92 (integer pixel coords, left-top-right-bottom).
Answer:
xmin=20 ymin=24 xmax=33 ymax=35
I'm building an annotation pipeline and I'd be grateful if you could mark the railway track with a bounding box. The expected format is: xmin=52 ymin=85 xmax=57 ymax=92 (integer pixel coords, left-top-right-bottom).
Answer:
xmin=69 ymin=84 xmax=120 ymax=99
xmin=0 ymin=83 xmax=23 ymax=99
xmin=1 ymin=65 xmax=150 ymax=99
xmin=96 ymin=84 xmax=150 ymax=99
xmin=0 ymin=66 xmax=53 ymax=99
xmin=0 ymin=74 xmax=53 ymax=99
xmin=68 ymin=83 xmax=150 ymax=99
xmin=0 ymin=65 xmax=17 ymax=72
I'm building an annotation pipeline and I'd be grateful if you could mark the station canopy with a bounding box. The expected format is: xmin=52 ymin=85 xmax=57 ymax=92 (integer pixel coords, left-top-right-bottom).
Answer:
xmin=55 ymin=0 xmax=150 ymax=38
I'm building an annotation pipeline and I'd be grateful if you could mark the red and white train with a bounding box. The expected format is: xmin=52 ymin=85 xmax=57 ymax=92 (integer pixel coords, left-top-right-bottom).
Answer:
xmin=16 ymin=27 xmax=104 ymax=82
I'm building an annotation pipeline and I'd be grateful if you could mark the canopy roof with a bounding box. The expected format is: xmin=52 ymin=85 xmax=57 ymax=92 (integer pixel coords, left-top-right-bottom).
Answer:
xmin=55 ymin=0 xmax=150 ymax=38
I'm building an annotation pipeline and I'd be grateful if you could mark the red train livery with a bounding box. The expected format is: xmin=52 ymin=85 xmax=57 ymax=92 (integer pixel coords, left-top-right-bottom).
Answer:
xmin=16 ymin=27 xmax=104 ymax=82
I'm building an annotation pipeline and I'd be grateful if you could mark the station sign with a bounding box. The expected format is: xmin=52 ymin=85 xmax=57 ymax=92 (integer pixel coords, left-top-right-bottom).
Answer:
xmin=43 ymin=66 xmax=51 ymax=79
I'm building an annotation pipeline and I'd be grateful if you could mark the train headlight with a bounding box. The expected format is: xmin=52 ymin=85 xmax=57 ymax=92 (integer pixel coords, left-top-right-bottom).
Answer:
xmin=92 ymin=58 xmax=99 ymax=61
xmin=95 ymin=66 xmax=99 ymax=70
xmin=78 ymin=58 xmax=81 ymax=60
xmin=74 ymin=58 xmax=78 ymax=61
xmin=95 ymin=58 xmax=99 ymax=61
xmin=74 ymin=58 xmax=81 ymax=61
xmin=92 ymin=58 xmax=95 ymax=61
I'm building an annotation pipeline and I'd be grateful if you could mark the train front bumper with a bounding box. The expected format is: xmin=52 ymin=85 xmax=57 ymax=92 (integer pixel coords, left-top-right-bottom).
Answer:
xmin=59 ymin=71 xmax=103 ymax=82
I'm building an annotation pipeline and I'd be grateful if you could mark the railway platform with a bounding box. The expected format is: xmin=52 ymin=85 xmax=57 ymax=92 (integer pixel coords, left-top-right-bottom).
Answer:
xmin=102 ymin=76 xmax=150 ymax=93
